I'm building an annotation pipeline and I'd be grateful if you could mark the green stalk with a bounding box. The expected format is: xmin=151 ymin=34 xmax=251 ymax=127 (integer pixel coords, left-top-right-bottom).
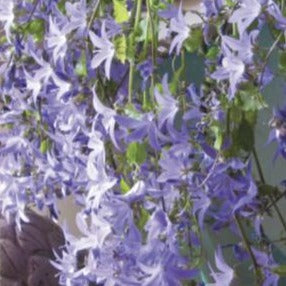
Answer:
xmin=87 ymin=0 xmax=100 ymax=29
xmin=253 ymin=148 xmax=286 ymax=234
xmin=234 ymin=214 xmax=262 ymax=285
xmin=128 ymin=0 xmax=143 ymax=103
xmin=180 ymin=49 xmax=186 ymax=111
xmin=146 ymin=0 xmax=157 ymax=102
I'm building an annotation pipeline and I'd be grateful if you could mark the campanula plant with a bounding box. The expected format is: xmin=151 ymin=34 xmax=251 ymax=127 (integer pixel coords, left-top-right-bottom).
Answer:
xmin=1 ymin=0 xmax=286 ymax=285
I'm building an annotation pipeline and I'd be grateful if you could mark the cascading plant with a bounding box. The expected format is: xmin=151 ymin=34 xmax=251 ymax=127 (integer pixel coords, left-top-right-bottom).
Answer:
xmin=0 ymin=0 xmax=286 ymax=285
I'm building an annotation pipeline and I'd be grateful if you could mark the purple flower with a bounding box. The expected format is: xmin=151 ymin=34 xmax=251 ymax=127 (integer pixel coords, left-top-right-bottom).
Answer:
xmin=211 ymin=30 xmax=258 ymax=99
xmin=118 ymin=180 xmax=146 ymax=203
xmin=169 ymin=3 xmax=190 ymax=54
xmin=154 ymin=74 xmax=179 ymax=131
xmin=92 ymin=89 xmax=121 ymax=150
xmin=207 ymin=247 xmax=234 ymax=286
xmin=137 ymin=59 xmax=153 ymax=82
xmin=65 ymin=0 xmax=87 ymax=34
xmin=0 ymin=1 xmax=14 ymax=42
xmin=89 ymin=21 xmax=115 ymax=80
xmin=252 ymin=247 xmax=279 ymax=286
xmin=268 ymin=106 xmax=286 ymax=159
xmin=46 ymin=16 xmax=69 ymax=62
xmin=221 ymin=31 xmax=258 ymax=64
xmin=211 ymin=54 xmax=245 ymax=99
xmin=193 ymin=191 xmax=211 ymax=229
xmin=157 ymin=143 xmax=193 ymax=183
xmin=203 ymin=0 xmax=225 ymax=17
xmin=116 ymin=112 xmax=162 ymax=150
xmin=267 ymin=2 xmax=286 ymax=30
xmin=85 ymin=132 xmax=117 ymax=209
xmin=229 ymin=0 xmax=261 ymax=35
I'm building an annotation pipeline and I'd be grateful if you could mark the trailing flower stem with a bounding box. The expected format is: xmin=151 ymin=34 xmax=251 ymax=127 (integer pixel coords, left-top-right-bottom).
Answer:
xmin=146 ymin=0 xmax=157 ymax=102
xmin=234 ymin=214 xmax=262 ymax=285
xmin=87 ymin=0 xmax=100 ymax=29
xmin=253 ymin=148 xmax=286 ymax=234
xmin=128 ymin=0 xmax=143 ymax=103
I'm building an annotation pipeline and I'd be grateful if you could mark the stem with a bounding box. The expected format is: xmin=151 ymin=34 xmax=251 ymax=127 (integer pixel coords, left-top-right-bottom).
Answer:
xmin=259 ymin=32 xmax=283 ymax=87
xmin=234 ymin=214 xmax=261 ymax=284
xmin=253 ymin=148 xmax=265 ymax=184
xmin=146 ymin=0 xmax=157 ymax=102
xmin=128 ymin=0 xmax=143 ymax=103
xmin=253 ymin=148 xmax=286 ymax=233
xmin=263 ymin=189 xmax=286 ymax=213
xmin=87 ymin=0 xmax=100 ymax=29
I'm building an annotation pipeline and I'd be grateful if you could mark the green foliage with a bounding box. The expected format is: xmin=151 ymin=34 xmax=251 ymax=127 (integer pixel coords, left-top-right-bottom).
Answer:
xmin=279 ymin=51 xmax=286 ymax=74
xmin=206 ymin=46 xmax=220 ymax=60
xmin=120 ymin=178 xmax=131 ymax=194
xmin=25 ymin=19 xmax=45 ymax=42
xmin=237 ymin=84 xmax=267 ymax=112
xmin=75 ymin=52 xmax=87 ymax=77
xmin=124 ymin=104 xmax=142 ymax=120
xmin=225 ymin=0 xmax=236 ymax=7
xmin=113 ymin=0 xmax=129 ymax=23
xmin=134 ymin=205 xmax=150 ymax=231
xmin=57 ymin=0 xmax=66 ymax=14
xmin=170 ymin=54 xmax=185 ymax=94
xmin=232 ymin=117 xmax=255 ymax=154
xmin=127 ymin=34 xmax=136 ymax=61
xmin=211 ymin=122 xmax=224 ymax=150
xmin=126 ymin=142 xmax=147 ymax=165
xmin=114 ymin=35 xmax=127 ymax=64
xmin=40 ymin=139 xmax=51 ymax=154
xmin=272 ymin=265 xmax=286 ymax=276
xmin=258 ymin=184 xmax=279 ymax=196
xmin=184 ymin=29 xmax=202 ymax=54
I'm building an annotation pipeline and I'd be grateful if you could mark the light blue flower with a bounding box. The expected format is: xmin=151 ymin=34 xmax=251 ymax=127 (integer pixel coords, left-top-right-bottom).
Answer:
xmin=46 ymin=16 xmax=69 ymax=62
xmin=229 ymin=0 xmax=261 ymax=35
xmin=0 ymin=0 xmax=14 ymax=42
xmin=89 ymin=21 xmax=115 ymax=80
xmin=169 ymin=3 xmax=190 ymax=55
xmin=207 ymin=247 xmax=234 ymax=286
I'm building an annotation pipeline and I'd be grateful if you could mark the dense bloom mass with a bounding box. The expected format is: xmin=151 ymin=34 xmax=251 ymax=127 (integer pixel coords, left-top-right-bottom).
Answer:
xmin=0 ymin=0 xmax=285 ymax=286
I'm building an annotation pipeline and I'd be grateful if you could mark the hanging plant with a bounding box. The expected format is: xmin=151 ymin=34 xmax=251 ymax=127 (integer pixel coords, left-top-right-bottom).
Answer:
xmin=0 ymin=0 xmax=286 ymax=285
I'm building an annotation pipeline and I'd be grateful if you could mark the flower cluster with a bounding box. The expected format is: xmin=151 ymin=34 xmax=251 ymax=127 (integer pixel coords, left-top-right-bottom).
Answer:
xmin=0 ymin=0 xmax=286 ymax=285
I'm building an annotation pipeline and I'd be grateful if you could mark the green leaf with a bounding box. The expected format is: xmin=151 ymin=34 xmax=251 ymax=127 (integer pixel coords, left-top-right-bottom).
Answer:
xmin=40 ymin=139 xmax=50 ymax=154
xmin=136 ymin=206 xmax=150 ymax=230
xmin=225 ymin=0 xmax=236 ymax=7
xmin=57 ymin=0 xmax=66 ymax=14
xmin=75 ymin=52 xmax=87 ymax=77
xmin=206 ymin=46 xmax=220 ymax=60
xmin=26 ymin=19 xmax=45 ymax=42
xmin=279 ymin=51 xmax=286 ymax=74
xmin=170 ymin=63 xmax=184 ymax=94
xmin=211 ymin=125 xmax=224 ymax=150
xmin=120 ymin=178 xmax=130 ymax=194
xmin=126 ymin=142 xmax=147 ymax=165
xmin=137 ymin=18 xmax=150 ymax=42
xmin=234 ymin=118 xmax=255 ymax=152
xmin=114 ymin=35 xmax=127 ymax=64
xmin=258 ymin=184 xmax=278 ymax=196
xmin=113 ymin=0 xmax=129 ymax=23
xmin=184 ymin=28 xmax=202 ymax=53
xmin=126 ymin=34 xmax=135 ymax=61
xmin=124 ymin=103 xmax=142 ymax=120
xmin=237 ymin=84 xmax=267 ymax=111
xmin=272 ymin=265 xmax=286 ymax=276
